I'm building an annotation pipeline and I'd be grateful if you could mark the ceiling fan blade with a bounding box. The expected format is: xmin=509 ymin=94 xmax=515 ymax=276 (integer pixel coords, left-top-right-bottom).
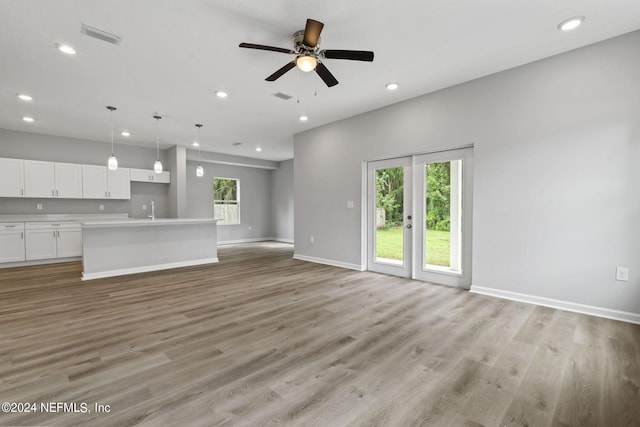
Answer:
xmin=322 ymin=50 xmax=374 ymax=62
xmin=302 ymin=19 xmax=324 ymax=48
xmin=315 ymin=62 xmax=338 ymax=87
xmin=265 ymin=61 xmax=297 ymax=81
xmin=239 ymin=42 xmax=295 ymax=55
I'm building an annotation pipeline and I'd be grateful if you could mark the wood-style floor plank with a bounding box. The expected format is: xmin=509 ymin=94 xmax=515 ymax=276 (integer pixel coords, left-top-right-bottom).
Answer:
xmin=0 ymin=242 xmax=638 ymax=426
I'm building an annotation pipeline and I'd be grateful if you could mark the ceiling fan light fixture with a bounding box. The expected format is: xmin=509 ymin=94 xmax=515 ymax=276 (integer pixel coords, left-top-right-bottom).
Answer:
xmin=296 ymin=55 xmax=317 ymax=72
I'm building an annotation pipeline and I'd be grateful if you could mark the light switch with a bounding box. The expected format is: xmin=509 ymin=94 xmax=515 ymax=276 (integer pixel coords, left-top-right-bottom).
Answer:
xmin=99 ymin=204 xmax=104 ymax=211
xmin=347 ymin=200 xmax=354 ymax=209
xmin=142 ymin=204 xmax=147 ymax=211
xmin=36 ymin=203 xmax=43 ymax=211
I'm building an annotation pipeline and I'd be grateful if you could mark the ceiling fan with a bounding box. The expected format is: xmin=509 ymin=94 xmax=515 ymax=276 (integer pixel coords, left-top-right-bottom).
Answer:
xmin=239 ymin=18 xmax=374 ymax=87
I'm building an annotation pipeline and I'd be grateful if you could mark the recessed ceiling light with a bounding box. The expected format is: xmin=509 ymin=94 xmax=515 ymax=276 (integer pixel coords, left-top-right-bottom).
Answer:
xmin=56 ymin=43 xmax=77 ymax=55
xmin=256 ymin=147 xmax=262 ymax=152
xmin=299 ymin=115 xmax=308 ymax=122
xmin=385 ymin=83 xmax=399 ymax=90
xmin=192 ymin=141 xmax=200 ymax=147
xmin=121 ymin=131 xmax=130 ymax=137
xmin=215 ymin=91 xmax=228 ymax=98
xmin=18 ymin=94 xmax=33 ymax=101
xmin=557 ymin=16 xmax=585 ymax=31
xmin=22 ymin=116 xmax=35 ymax=122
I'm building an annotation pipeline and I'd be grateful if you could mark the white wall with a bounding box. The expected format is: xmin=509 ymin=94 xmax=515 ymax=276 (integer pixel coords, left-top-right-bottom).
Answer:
xmin=294 ymin=31 xmax=640 ymax=316
xmin=185 ymin=161 xmax=273 ymax=243
xmin=271 ymin=159 xmax=294 ymax=242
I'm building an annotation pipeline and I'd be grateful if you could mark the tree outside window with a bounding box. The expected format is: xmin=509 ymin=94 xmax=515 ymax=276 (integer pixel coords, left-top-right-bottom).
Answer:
xmin=214 ymin=177 xmax=240 ymax=224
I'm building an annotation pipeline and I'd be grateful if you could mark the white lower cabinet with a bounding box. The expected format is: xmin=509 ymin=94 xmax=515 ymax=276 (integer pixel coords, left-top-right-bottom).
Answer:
xmin=0 ymin=223 xmax=26 ymax=262
xmin=25 ymin=222 xmax=82 ymax=261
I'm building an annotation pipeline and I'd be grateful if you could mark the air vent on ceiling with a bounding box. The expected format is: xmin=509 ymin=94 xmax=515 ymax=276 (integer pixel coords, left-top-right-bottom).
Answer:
xmin=81 ymin=23 xmax=122 ymax=45
xmin=273 ymin=92 xmax=292 ymax=101
xmin=232 ymin=142 xmax=242 ymax=146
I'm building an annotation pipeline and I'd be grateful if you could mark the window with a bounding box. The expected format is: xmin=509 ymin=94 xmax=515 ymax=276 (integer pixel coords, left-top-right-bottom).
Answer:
xmin=214 ymin=177 xmax=240 ymax=224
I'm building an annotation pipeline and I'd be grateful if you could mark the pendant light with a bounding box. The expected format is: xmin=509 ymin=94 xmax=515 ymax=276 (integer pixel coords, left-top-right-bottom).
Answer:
xmin=195 ymin=123 xmax=204 ymax=177
xmin=106 ymin=106 xmax=118 ymax=170
xmin=153 ymin=115 xmax=163 ymax=173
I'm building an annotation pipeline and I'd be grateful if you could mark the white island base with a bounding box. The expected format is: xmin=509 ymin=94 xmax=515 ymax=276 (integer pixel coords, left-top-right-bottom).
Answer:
xmin=81 ymin=219 xmax=218 ymax=280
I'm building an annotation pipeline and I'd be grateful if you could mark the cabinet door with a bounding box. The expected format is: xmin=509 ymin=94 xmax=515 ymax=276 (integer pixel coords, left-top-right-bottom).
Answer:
xmin=107 ymin=168 xmax=131 ymax=199
xmin=129 ymin=168 xmax=152 ymax=182
xmin=24 ymin=160 xmax=55 ymax=198
xmin=25 ymin=228 xmax=57 ymax=260
xmin=0 ymin=224 xmax=25 ymax=263
xmin=55 ymin=163 xmax=83 ymax=198
xmin=56 ymin=225 xmax=82 ymax=257
xmin=82 ymin=165 xmax=108 ymax=199
xmin=154 ymin=171 xmax=170 ymax=183
xmin=0 ymin=158 xmax=24 ymax=197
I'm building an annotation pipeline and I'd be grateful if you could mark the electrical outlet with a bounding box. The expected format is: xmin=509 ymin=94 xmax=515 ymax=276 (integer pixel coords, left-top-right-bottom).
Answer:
xmin=347 ymin=200 xmax=354 ymax=209
xmin=616 ymin=267 xmax=629 ymax=282
xmin=248 ymin=225 xmax=252 ymax=231
xmin=99 ymin=204 xmax=104 ymax=211
xmin=142 ymin=204 xmax=147 ymax=211
xmin=310 ymin=235 xmax=314 ymax=243
xmin=36 ymin=203 xmax=43 ymax=211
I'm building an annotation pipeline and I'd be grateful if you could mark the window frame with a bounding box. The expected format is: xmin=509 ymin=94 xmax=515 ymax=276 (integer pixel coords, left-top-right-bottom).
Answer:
xmin=213 ymin=176 xmax=241 ymax=225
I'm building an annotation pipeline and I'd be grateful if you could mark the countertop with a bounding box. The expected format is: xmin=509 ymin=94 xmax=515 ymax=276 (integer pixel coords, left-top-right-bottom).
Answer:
xmin=0 ymin=214 xmax=129 ymax=223
xmin=81 ymin=218 xmax=218 ymax=228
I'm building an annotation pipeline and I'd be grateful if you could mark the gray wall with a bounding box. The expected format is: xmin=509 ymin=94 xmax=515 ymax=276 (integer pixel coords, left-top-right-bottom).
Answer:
xmin=271 ymin=159 xmax=294 ymax=242
xmin=0 ymin=129 xmax=170 ymax=217
xmin=294 ymin=31 xmax=640 ymax=315
xmin=185 ymin=161 xmax=273 ymax=243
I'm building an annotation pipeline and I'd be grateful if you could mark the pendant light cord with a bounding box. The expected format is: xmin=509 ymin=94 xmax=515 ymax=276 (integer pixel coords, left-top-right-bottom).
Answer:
xmin=107 ymin=105 xmax=117 ymax=156
xmin=154 ymin=115 xmax=161 ymax=160
xmin=196 ymin=124 xmax=203 ymax=163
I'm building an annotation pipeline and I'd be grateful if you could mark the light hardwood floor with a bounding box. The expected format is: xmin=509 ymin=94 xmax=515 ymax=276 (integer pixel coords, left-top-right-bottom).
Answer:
xmin=0 ymin=242 xmax=638 ymax=427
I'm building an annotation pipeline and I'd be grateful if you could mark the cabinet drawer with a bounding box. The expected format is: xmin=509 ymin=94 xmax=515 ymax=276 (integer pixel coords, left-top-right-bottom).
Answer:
xmin=0 ymin=222 xmax=25 ymax=231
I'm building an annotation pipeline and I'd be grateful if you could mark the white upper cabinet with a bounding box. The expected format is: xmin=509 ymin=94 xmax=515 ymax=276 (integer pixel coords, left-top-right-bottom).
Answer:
xmin=82 ymin=165 xmax=109 ymax=199
xmin=130 ymin=168 xmax=170 ymax=184
xmin=54 ymin=163 xmax=83 ymax=198
xmin=24 ymin=160 xmax=83 ymax=198
xmin=24 ymin=160 xmax=55 ymax=197
xmin=82 ymin=165 xmax=130 ymax=199
xmin=0 ymin=158 xmax=25 ymax=197
xmin=108 ymin=168 xmax=131 ymax=199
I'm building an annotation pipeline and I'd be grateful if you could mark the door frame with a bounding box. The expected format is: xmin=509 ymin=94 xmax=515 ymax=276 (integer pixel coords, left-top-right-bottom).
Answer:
xmin=364 ymin=145 xmax=473 ymax=288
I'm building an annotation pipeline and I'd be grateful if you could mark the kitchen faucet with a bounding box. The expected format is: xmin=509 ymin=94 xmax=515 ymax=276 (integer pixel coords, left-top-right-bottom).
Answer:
xmin=148 ymin=201 xmax=155 ymax=220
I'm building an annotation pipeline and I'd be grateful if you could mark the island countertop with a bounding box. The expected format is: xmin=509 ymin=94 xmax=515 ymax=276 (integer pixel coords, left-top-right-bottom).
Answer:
xmin=81 ymin=218 xmax=219 ymax=280
xmin=81 ymin=218 xmax=217 ymax=228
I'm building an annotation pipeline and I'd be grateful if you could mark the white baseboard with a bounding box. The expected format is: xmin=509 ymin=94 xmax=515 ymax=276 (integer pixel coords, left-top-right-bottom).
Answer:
xmin=0 ymin=256 xmax=81 ymax=269
xmin=218 ymin=237 xmax=294 ymax=245
xmin=273 ymin=238 xmax=294 ymax=244
xmin=218 ymin=238 xmax=274 ymax=245
xmin=82 ymin=258 xmax=219 ymax=281
xmin=470 ymin=285 xmax=640 ymax=325
xmin=293 ymin=253 xmax=365 ymax=271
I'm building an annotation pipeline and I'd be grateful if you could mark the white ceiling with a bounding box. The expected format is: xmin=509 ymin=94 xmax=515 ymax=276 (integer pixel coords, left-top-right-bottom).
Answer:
xmin=1 ymin=0 xmax=639 ymax=161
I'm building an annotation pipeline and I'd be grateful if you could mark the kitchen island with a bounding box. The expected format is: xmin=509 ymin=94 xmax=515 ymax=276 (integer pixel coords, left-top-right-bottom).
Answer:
xmin=81 ymin=218 xmax=218 ymax=280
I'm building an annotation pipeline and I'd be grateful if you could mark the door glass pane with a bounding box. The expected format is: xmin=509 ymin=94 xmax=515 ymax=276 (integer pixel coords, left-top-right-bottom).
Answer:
xmin=425 ymin=160 xmax=462 ymax=272
xmin=375 ymin=167 xmax=404 ymax=265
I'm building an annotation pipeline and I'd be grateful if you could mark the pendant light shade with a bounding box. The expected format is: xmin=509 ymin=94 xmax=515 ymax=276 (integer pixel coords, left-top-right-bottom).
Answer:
xmin=153 ymin=115 xmax=163 ymax=173
xmin=195 ymin=123 xmax=204 ymax=177
xmin=106 ymin=106 xmax=118 ymax=170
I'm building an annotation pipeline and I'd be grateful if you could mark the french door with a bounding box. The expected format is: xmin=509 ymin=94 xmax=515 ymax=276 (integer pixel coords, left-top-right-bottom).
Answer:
xmin=367 ymin=157 xmax=413 ymax=277
xmin=367 ymin=147 xmax=473 ymax=288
